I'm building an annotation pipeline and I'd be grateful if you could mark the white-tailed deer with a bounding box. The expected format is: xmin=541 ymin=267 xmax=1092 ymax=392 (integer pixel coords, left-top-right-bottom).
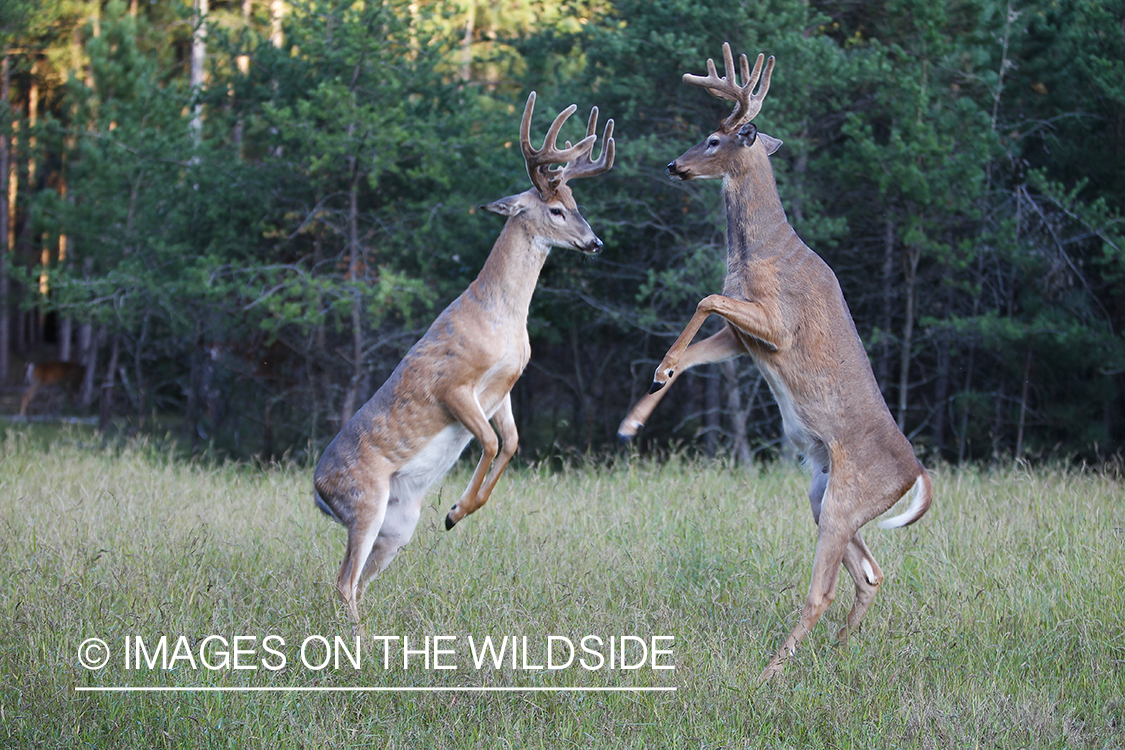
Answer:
xmin=314 ymin=93 xmax=615 ymax=623
xmin=20 ymin=361 xmax=86 ymax=417
xmin=617 ymin=44 xmax=932 ymax=680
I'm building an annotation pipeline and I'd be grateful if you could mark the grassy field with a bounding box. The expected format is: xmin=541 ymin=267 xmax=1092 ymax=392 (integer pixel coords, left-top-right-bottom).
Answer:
xmin=1 ymin=427 xmax=1123 ymax=748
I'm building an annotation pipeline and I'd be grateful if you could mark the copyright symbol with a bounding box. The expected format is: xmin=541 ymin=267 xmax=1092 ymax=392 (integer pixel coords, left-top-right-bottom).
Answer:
xmin=78 ymin=638 xmax=110 ymax=670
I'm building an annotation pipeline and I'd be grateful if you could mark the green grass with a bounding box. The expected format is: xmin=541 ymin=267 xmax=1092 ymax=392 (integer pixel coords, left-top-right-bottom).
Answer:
xmin=1 ymin=429 xmax=1123 ymax=748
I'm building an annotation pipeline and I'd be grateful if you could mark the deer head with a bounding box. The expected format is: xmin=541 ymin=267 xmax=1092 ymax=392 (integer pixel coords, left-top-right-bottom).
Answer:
xmin=668 ymin=43 xmax=783 ymax=181
xmin=483 ymin=92 xmax=615 ymax=254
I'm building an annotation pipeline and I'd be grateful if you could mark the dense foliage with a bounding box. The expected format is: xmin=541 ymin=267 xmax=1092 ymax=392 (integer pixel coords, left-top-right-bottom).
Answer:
xmin=2 ymin=0 xmax=1122 ymax=463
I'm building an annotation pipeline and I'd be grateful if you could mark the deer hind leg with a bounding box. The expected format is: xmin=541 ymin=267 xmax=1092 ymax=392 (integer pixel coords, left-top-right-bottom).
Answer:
xmin=336 ymin=477 xmax=391 ymax=625
xmin=618 ymin=326 xmax=742 ymax=440
xmin=803 ymin=451 xmax=882 ymax=641
xmin=355 ymin=489 xmax=425 ymax=604
xmin=837 ymin=531 xmax=884 ymax=641
xmin=760 ymin=476 xmax=857 ymax=681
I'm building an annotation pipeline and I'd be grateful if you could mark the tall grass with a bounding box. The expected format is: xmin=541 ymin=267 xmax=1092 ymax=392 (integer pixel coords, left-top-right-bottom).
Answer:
xmin=1 ymin=429 xmax=1123 ymax=748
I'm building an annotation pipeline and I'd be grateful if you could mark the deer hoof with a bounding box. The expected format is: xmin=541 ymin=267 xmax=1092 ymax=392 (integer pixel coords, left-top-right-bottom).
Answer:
xmin=444 ymin=513 xmax=458 ymax=531
xmin=758 ymin=658 xmax=786 ymax=682
xmin=648 ymin=380 xmax=666 ymax=394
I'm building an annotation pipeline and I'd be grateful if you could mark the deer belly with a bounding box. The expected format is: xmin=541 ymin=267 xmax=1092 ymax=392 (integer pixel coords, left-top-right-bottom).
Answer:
xmin=391 ymin=423 xmax=473 ymax=500
xmin=757 ymin=361 xmax=816 ymax=455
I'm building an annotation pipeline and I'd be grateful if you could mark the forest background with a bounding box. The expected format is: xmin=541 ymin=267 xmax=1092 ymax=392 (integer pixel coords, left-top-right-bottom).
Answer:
xmin=0 ymin=0 xmax=1121 ymax=466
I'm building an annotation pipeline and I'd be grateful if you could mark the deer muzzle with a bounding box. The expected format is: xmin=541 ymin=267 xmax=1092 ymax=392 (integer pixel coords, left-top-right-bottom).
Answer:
xmin=667 ymin=160 xmax=688 ymax=181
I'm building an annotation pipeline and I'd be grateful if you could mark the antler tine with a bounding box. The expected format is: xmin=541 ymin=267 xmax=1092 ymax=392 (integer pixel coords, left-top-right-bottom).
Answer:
xmin=732 ymin=53 xmax=774 ymax=127
xmin=552 ymin=107 xmax=615 ymax=187
xmin=741 ymin=51 xmax=754 ymax=89
xmin=520 ymin=92 xmax=597 ymax=198
xmin=682 ymin=43 xmax=775 ymax=132
xmin=684 ymin=42 xmax=739 ymax=100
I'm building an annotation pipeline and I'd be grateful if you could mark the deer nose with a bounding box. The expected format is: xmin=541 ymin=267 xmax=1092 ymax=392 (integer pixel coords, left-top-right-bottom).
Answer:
xmin=584 ymin=237 xmax=603 ymax=255
xmin=667 ymin=161 xmax=685 ymax=179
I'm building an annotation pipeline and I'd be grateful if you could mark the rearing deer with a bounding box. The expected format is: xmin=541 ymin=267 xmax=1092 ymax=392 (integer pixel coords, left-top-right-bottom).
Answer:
xmin=617 ymin=44 xmax=932 ymax=680
xmin=314 ymin=93 xmax=614 ymax=624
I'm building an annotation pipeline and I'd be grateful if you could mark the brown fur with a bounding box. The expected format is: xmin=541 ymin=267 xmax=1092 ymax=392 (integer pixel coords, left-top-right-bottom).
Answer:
xmin=20 ymin=361 xmax=85 ymax=417
xmin=618 ymin=45 xmax=932 ymax=680
xmin=314 ymin=94 xmax=614 ymax=625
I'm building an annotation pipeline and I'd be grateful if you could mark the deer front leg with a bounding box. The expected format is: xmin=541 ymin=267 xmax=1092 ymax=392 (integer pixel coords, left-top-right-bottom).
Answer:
xmin=618 ymin=326 xmax=742 ymax=440
xmin=442 ymin=387 xmax=513 ymax=530
xmin=445 ymin=392 xmax=518 ymax=529
xmin=649 ymin=294 xmax=783 ymax=394
xmin=19 ymin=383 xmax=42 ymax=417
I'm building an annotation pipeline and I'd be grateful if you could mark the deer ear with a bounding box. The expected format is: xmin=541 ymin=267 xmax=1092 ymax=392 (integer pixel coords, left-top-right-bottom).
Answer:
xmin=736 ymin=122 xmax=758 ymax=147
xmin=482 ymin=193 xmax=531 ymax=217
xmin=758 ymin=132 xmax=784 ymax=155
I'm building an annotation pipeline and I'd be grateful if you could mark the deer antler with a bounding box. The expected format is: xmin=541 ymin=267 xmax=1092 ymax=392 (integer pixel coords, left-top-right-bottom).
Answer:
xmin=682 ymin=43 xmax=774 ymax=132
xmin=551 ymin=106 xmax=615 ymax=187
xmin=520 ymin=92 xmax=604 ymax=199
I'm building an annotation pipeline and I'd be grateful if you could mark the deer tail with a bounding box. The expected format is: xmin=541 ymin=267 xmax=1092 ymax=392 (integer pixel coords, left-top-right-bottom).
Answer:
xmin=877 ymin=466 xmax=933 ymax=529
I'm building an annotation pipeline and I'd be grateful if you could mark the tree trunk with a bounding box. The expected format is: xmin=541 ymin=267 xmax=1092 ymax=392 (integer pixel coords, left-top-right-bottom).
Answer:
xmin=460 ymin=0 xmax=476 ymax=82
xmin=957 ymin=254 xmax=985 ymax=463
xmin=570 ymin=325 xmax=595 ymax=449
xmin=99 ymin=334 xmax=120 ymax=432
xmin=896 ymin=245 xmax=920 ymax=431
xmin=263 ymin=398 xmax=274 ymax=461
xmin=183 ymin=325 xmax=202 ymax=448
xmin=232 ymin=0 xmax=251 ymax=151
xmin=6 ymin=125 xmax=15 ymax=358
xmin=190 ymin=0 xmax=208 ymax=145
xmin=270 ymin=1 xmax=285 ymax=48
xmin=0 ymin=55 xmax=9 ymax=386
xmin=340 ymin=163 xmax=363 ymax=424
xmin=57 ymin=132 xmax=71 ymax=361
xmin=1015 ymin=348 xmax=1033 ymax=457
xmin=28 ymin=67 xmax=44 ymax=349
xmin=991 ymin=379 xmax=1005 ymax=463
xmin=309 ymin=227 xmax=325 ymax=452
xmin=932 ymin=332 xmax=950 ymax=458
xmin=80 ymin=323 xmax=100 ymax=407
xmin=58 ymin=318 xmax=72 ymax=361
xmin=956 ymin=343 xmax=975 ymax=464
xmin=133 ymin=314 xmax=149 ymax=427
xmin=877 ymin=216 xmax=895 ymax=394
xmin=703 ymin=365 xmax=721 ymax=457
xmin=721 ymin=360 xmax=753 ymax=465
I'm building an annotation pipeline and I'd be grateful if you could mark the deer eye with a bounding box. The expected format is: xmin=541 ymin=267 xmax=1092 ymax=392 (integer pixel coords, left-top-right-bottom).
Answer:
xmin=708 ymin=138 xmax=721 ymax=148
xmin=549 ymin=207 xmax=564 ymax=217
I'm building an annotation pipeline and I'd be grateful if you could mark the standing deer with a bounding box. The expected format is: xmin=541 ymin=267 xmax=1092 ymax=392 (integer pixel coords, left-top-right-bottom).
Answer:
xmin=617 ymin=44 xmax=932 ymax=680
xmin=20 ymin=361 xmax=86 ymax=417
xmin=314 ymin=93 xmax=614 ymax=623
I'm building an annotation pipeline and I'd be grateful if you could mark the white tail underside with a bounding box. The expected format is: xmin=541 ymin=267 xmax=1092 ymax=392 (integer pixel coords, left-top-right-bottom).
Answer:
xmin=876 ymin=474 xmax=926 ymax=529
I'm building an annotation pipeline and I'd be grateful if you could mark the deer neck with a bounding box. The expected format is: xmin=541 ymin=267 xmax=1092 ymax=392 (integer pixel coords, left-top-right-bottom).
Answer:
xmin=468 ymin=221 xmax=551 ymax=321
xmin=722 ymin=155 xmax=791 ymax=264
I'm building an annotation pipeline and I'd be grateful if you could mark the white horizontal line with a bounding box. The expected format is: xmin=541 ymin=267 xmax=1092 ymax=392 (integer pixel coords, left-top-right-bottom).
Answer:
xmin=76 ymin=686 xmax=677 ymax=693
